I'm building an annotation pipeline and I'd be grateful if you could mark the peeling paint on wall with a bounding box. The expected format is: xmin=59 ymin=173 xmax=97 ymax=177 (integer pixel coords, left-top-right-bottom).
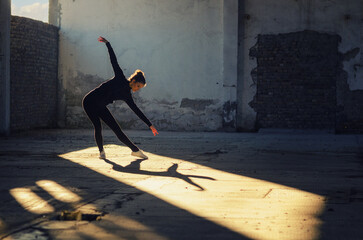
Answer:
xmin=222 ymin=101 xmax=236 ymax=129
xmin=66 ymin=87 xmax=224 ymax=132
xmin=52 ymin=0 xmax=229 ymax=132
xmin=336 ymin=49 xmax=363 ymax=133
xmin=343 ymin=47 xmax=360 ymax=61
xmin=248 ymin=30 xmax=363 ymax=133
xmin=238 ymin=0 xmax=363 ymax=131
xmin=180 ymin=98 xmax=215 ymax=111
xmin=63 ymin=70 xmax=225 ymax=131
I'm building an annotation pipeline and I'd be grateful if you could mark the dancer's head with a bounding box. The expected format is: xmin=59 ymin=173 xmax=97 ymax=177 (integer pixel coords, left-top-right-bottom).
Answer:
xmin=129 ymin=69 xmax=146 ymax=92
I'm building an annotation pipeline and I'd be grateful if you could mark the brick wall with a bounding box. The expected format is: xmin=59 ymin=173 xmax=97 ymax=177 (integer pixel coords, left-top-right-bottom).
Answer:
xmin=249 ymin=30 xmax=363 ymax=133
xmin=10 ymin=16 xmax=59 ymax=131
xmin=250 ymin=30 xmax=338 ymax=130
xmin=336 ymin=72 xmax=363 ymax=134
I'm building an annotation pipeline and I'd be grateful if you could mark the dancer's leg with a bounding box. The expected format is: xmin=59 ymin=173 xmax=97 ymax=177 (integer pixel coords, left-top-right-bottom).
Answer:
xmin=98 ymin=107 xmax=139 ymax=152
xmin=83 ymin=102 xmax=104 ymax=152
xmin=92 ymin=116 xmax=104 ymax=152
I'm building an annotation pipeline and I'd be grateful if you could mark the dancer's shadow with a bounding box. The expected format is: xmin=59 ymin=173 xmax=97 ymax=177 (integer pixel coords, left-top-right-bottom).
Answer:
xmin=103 ymin=158 xmax=215 ymax=191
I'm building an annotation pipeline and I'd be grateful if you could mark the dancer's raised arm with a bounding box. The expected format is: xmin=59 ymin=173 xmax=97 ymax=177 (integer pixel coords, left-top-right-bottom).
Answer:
xmin=98 ymin=36 xmax=123 ymax=77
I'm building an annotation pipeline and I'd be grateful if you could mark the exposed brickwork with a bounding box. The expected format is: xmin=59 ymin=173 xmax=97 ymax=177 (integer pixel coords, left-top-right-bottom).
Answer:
xmin=249 ymin=30 xmax=363 ymax=133
xmin=250 ymin=30 xmax=340 ymax=130
xmin=336 ymin=75 xmax=363 ymax=133
xmin=342 ymin=90 xmax=363 ymax=133
xmin=10 ymin=16 xmax=59 ymax=131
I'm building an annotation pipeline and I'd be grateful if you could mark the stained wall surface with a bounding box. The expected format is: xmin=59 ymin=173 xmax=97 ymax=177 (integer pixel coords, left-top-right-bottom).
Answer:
xmin=238 ymin=0 xmax=363 ymax=132
xmin=50 ymin=0 xmax=363 ymax=132
xmin=50 ymin=0 xmax=238 ymax=131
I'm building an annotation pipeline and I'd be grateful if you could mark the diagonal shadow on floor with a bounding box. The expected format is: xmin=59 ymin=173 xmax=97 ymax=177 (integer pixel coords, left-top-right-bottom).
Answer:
xmin=0 ymin=131 xmax=249 ymax=240
xmin=1 ymin=129 xmax=363 ymax=239
xmin=137 ymin=131 xmax=363 ymax=240
xmin=103 ymin=158 xmax=216 ymax=191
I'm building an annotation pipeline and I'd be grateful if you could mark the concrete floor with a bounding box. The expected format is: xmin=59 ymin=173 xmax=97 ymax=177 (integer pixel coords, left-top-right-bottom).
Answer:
xmin=0 ymin=129 xmax=362 ymax=240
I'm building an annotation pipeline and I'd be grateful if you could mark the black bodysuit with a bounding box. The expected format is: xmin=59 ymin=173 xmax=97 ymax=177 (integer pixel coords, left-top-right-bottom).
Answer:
xmin=82 ymin=42 xmax=152 ymax=152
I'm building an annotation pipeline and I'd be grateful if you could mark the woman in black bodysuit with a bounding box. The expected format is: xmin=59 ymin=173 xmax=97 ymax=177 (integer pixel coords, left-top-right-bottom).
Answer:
xmin=82 ymin=36 xmax=158 ymax=160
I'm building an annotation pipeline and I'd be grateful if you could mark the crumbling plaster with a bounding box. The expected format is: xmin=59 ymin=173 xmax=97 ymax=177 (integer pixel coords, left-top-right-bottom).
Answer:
xmin=50 ymin=0 xmax=362 ymax=132
xmin=238 ymin=0 xmax=363 ymax=131
xmin=50 ymin=0 xmax=237 ymax=131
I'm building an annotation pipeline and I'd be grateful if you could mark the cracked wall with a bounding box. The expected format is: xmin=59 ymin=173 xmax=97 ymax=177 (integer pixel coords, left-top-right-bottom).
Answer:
xmin=238 ymin=0 xmax=363 ymax=132
xmin=50 ymin=0 xmax=363 ymax=132
xmin=65 ymin=73 xmax=225 ymax=131
xmin=248 ymin=30 xmax=363 ymax=132
xmin=50 ymin=0 xmax=236 ymax=131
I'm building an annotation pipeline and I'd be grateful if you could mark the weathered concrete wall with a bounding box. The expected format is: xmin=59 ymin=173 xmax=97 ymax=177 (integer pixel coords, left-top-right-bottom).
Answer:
xmin=50 ymin=0 xmax=238 ymax=131
xmin=50 ymin=0 xmax=363 ymax=132
xmin=238 ymin=0 xmax=363 ymax=131
xmin=10 ymin=16 xmax=59 ymax=131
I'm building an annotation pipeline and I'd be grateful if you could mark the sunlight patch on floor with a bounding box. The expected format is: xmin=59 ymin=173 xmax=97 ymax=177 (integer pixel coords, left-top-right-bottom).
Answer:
xmin=36 ymin=180 xmax=82 ymax=203
xmin=9 ymin=181 xmax=82 ymax=217
xmin=9 ymin=188 xmax=55 ymax=214
xmin=59 ymin=144 xmax=326 ymax=240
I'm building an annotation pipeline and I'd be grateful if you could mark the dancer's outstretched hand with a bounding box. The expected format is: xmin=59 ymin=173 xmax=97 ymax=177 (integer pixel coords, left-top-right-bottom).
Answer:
xmin=98 ymin=36 xmax=108 ymax=43
xmin=150 ymin=125 xmax=159 ymax=136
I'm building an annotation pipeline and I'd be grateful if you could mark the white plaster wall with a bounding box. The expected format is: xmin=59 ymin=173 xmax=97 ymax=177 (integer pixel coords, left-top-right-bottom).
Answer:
xmin=52 ymin=0 xmax=230 ymax=131
xmin=238 ymin=0 xmax=363 ymax=130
